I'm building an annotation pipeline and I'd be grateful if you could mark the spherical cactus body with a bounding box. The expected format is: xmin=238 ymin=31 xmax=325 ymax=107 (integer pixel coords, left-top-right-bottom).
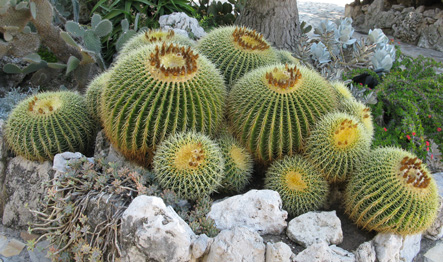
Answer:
xmin=264 ymin=155 xmax=329 ymax=217
xmin=339 ymin=98 xmax=374 ymax=138
xmin=276 ymin=49 xmax=299 ymax=65
xmin=331 ymin=81 xmax=353 ymax=102
xmin=218 ymin=132 xmax=253 ymax=193
xmin=118 ymin=29 xmax=195 ymax=59
xmin=5 ymin=91 xmax=96 ymax=161
xmin=153 ymin=132 xmax=224 ymax=200
xmin=197 ymin=26 xmax=279 ymax=87
xmin=101 ymin=43 xmax=226 ymax=165
xmin=228 ymin=64 xmax=337 ymax=163
xmin=86 ymin=70 xmax=112 ymax=123
xmin=304 ymin=112 xmax=371 ymax=183
xmin=345 ymin=147 xmax=439 ymax=235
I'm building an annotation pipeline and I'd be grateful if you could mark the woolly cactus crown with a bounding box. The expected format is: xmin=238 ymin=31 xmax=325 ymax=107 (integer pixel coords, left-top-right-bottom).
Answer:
xmin=5 ymin=91 xmax=95 ymax=161
xmin=228 ymin=63 xmax=337 ymax=162
xmin=101 ymin=42 xmax=226 ymax=165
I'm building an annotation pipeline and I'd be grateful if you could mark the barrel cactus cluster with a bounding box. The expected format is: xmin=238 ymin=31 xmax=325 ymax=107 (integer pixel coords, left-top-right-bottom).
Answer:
xmin=5 ymin=26 xmax=439 ymax=236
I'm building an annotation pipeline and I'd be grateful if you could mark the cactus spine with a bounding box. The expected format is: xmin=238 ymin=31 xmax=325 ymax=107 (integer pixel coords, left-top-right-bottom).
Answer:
xmin=118 ymin=29 xmax=195 ymax=59
xmin=264 ymin=155 xmax=329 ymax=217
xmin=153 ymin=132 xmax=224 ymax=200
xmin=228 ymin=64 xmax=337 ymax=162
xmin=4 ymin=91 xmax=95 ymax=161
xmin=101 ymin=43 xmax=226 ymax=165
xmin=197 ymin=26 xmax=279 ymax=87
xmin=304 ymin=112 xmax=371 ymax=183
xmin=345 ymin=147 xmax=439 ymax=234
xmin=339 ymin=98 xmax=374 ymax=138
xmin=86 ymin=70 xmax=112 ymax=123
xmin=218 ymin=132 xmax=253 ymax=193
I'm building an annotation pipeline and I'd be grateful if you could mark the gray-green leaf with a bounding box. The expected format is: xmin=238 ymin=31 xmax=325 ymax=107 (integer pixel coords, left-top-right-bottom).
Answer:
xmin=121 ymin=19 xmax=129 ymax=33
xmin=66 ymin=56 xmax=80 ymax=75
xmin=23 ymin=61 xmax=47 ymax=74
xmin=23 ymin=53 xmax=42 ymax=63
xmin=3 ymin=64 xmax=22 ymax=74
xmin=65 ymin=21 xmax=85 ymax=38
xmin=94 ymin=20 xmax=112 ymax=37
xmin=48 ymin=63 xmax=67 ymax=69
xmin=60 ymin=31 xmax=80 ymax=48
xmin=30 ymin=1 xmax=36 ymax=19
xmin=91 ymin=13 xmax=102 ymax=29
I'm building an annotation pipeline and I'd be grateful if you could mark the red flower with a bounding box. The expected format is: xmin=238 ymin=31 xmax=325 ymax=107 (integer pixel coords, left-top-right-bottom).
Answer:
xmin=412 ymin=132 xmax=416 ymax=136
xmin=431 ymin=154 xmax=434 ymax=160
xmin=398 ymin=41 xmax=401 ymax=44
xmin=438 ymin=127 xmax=442 ymax=132
xmin=428 ymin=115 xmax=432 ymax=118
xmin=383 ymin=127 xmax=387 ymax=132
xmin=426 ymin=141 xmax=430 ymax=146
xmin=427 ymin=147 xmax=430 ymax=151
xmin=406 ymin=135 xmax=411 ymax=140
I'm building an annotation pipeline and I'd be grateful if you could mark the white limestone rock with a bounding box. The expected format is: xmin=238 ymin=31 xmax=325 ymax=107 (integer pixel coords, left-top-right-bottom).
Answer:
xmin=203 ymin=227 xmax=266 ymax=262
xmin=121 ymin=195 xmax=196 ymax=262
xmin=286 ymin=211 xmax=343 ymax=247
xmin=373 ymin=233 xmax=402 ymax=262
xmin=191 ymin=234 xmax=213 ymax=261
xmin=52 ymin=152 xmax=93 ymax=174
xmin=159 ymin=12 xmax=206 ymax=39
xmin=424 ymin=242 xmax=443 ymax=262
xmin=354 ymin=241 xmax=376 ymax=262
xmin=208 ymin=189 xmax=288 ymax=235
xmin=293 ymin=242 xmax=355 ymax=262
xmin=400 ymin=233 xmax=421 ymax=262
xmin=265 ymin=242 xmax=294 ymax=262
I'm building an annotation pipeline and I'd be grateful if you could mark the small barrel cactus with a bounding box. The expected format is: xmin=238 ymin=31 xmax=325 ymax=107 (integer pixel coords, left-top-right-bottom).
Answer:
xmin=345 ymin=147 xmax=439 ymax=235
xmin=264 ymin=155 xmax=329 ymax=217
xmin=153 ymin=132 xmax=224 ymax=200
xmin=228 ymin=64 xmax=337 ymax=163
xmin=101 ymin=43 xmax=226 ymax=165
xmin=330 ymin=81 xmax=353 ymax=103
xmin=86 ymin=70 xmax=112 ymax=123
xmin=339 ymin=98 xmax=374 ymax=138
xmin=217 ymin=131 xmax=253 ymax=193
xmin=197 ymin=26 xmax=279 ymax=87
xmin=118 ymin=29 xmax=195 ymax=59
xmin=4 ymin=91 xmax=96 ymax=161
xmin=304 ymin=112 xmax=371 ymax=183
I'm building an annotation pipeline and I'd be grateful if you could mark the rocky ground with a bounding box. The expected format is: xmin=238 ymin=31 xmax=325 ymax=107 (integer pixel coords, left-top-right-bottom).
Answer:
xmin=2 ymin=1 xmax=443 ymax=261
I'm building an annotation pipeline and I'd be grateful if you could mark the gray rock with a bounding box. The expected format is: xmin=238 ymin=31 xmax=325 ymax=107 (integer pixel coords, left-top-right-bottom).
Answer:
xmin=208 ymin=189 xmax=288 ymax=235
xmin=373 ymin=233 xmax=402 ymax=262
xmin=202 ymin=227 xmax=265 ymax=262
xmin=159 ymin=12 xmax=206 ymax=39
xmin=2 ymin=156 xmax=54 ymax=228
xmin=392 ymin=5 xmax=405 ymax=12
xmin=121 ymin=195 xmax=196 ymax=262
xmin=354 ymin=241 xmax=376 ymax=262
xmin=286 ymin=211 xmax=343 ymax=248
xmin=423 ymin=9 xmax=436 ymax=18
xmin=294 ymin=242 xmax=355 ymax=262
xmin=424 ymin=241 xmax=443 ymax=262
xmin=424 ymin=197 xmax=443 ymax=240
xmin=28 ymin=240 xmax=50 ymax=262
xmin=393 ymin=11 xmax=423 ymax=44
xmin=191 ymin=234 xmax=213 ymax=261
xmin=265 ymin=242 xmax=293 ymax=262
xmin=416 ymin=5 xmax=425 ymax=13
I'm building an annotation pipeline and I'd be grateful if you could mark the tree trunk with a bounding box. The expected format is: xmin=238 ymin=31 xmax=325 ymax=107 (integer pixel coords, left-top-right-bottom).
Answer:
xmin=235 ymin=0 xmax=301 ymax=51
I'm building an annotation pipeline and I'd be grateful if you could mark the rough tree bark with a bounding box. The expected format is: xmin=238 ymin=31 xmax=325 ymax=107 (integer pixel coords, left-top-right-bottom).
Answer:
xmin=235 ymin=0 xmax=301 ymax=51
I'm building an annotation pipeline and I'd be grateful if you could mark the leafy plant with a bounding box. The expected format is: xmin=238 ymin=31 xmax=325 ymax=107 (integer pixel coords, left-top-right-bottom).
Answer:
xmin=191 ymin=0 xmax=245 ymax=29
xmin=0 ymin=87 xmax=39 ymax=120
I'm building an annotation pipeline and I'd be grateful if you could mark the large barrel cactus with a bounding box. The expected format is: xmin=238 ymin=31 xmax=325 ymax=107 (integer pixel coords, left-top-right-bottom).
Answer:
xmin=153 ymin=132 xmax=224 ymax=200
xmin=304 ymin=112 xmax=372 ymax=183
xmin=264 ymin=155 xmax=329 ymax=217
xmin=101 ymin=43 xmax=226 ymax=165
xmin=4 ymin=91 xmax=96 ymax=161
xmin=118 ymin=29 xmax=195 ymax=59
xmin=345 ymin=147 xmax=439 ymax=235
xmin=339 ymin=98 xmax=374 ymax=138
xmin=228 ymin=64 xmax=337 ymax=162
xmin=197 ymin=26 xmax=279 ymax=87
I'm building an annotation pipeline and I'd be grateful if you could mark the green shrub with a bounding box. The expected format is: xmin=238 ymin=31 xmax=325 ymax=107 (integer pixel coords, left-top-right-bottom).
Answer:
xmin=370 ymin=56 xmax=443 ymax=161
